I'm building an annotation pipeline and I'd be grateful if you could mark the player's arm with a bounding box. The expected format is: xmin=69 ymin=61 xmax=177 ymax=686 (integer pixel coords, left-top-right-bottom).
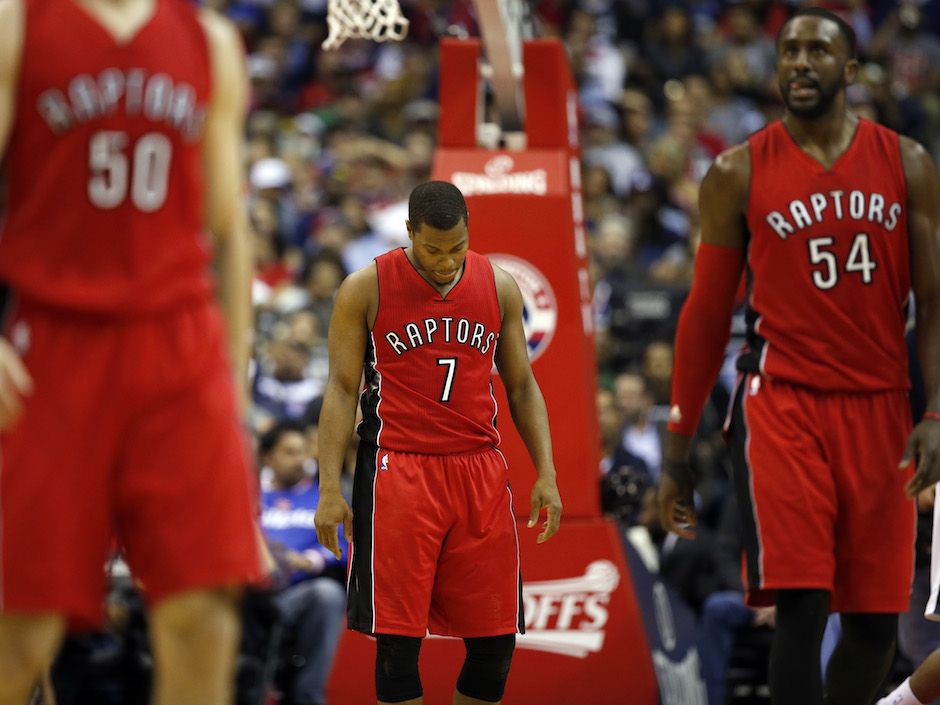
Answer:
xmin=900 ymin=136 xmax=940 ymax=496
xmin=658 ymin=144 xmax=749 ymax=539
xmin=493 ymin=267 xmax=562 ymax=543
xmin=0 ymin=0 xmax=32 ymax=433
xmin=0 ymin=0 xmax=23 ymax=158
xmin=198 ymin=9 xmax=252 ymax=410
xmin=313 ymin=265 xmax=374 ymax=559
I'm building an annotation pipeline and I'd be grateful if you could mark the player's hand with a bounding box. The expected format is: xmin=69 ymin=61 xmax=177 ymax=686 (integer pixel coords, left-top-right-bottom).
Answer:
xmin=0 ymin=338 xmax=33 ymax=432
xmin=528 ymin=475 xmax=562 ymax=543
xmin=658 ymin=457 xmax=697 ymax=539
xmin=315 ymin=491 xmax=353 ymax=560
xmin=902 ymin=417 xmax=940 ymax=498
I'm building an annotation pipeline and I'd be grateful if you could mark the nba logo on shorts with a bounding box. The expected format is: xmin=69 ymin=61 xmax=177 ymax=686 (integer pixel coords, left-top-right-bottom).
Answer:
xmin=380 ymin=453 xmax=389 ymax=471
xmin=487 ymin=254 xmax=558 ymax=362
xmin=11 ymin=321 xmax=30 ymax=355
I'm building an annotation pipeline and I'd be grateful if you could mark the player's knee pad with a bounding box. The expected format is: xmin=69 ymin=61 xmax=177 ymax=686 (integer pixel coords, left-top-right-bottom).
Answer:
xmin=375 ymin=634 xmax=423 ymax=703
xmin=456 ymin=634 xmax=516 ymax=703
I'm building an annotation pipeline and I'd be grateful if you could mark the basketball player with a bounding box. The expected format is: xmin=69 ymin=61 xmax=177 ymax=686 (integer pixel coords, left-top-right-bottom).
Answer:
xmin=0 ymin=1 xmax=262 ymax=704
xmin=314 ymin=181 xmax=562 ymax=705
xmin=658 ymin=8 xmax=940 ymax=705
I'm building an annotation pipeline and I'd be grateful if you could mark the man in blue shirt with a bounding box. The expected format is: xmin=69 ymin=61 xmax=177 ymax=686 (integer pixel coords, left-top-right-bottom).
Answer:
xmin=260 ymin=422 xmax=347 ymax=705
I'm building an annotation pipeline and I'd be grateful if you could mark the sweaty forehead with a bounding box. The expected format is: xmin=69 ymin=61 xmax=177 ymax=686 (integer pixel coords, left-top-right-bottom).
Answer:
xmin=779 ymin=16 xmax=844 ymax=49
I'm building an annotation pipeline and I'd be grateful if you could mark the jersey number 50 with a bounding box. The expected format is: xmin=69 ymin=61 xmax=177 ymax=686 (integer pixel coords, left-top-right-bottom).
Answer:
xmin=88 ymin=130 xmax=172 ymax=212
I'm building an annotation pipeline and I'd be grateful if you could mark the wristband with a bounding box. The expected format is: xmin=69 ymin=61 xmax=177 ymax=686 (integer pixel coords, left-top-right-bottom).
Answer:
xmin=925 ymin=411 xmax=940 ymax=422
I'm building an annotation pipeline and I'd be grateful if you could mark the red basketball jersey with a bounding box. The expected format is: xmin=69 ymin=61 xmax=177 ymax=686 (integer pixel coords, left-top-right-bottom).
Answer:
xmin=0 ymin=0 xmax=214 ymax=314
xmin=740 ymin=118 xmax=910 ymax=391
xmin=359 ymin=248 xmax=502 ymax=454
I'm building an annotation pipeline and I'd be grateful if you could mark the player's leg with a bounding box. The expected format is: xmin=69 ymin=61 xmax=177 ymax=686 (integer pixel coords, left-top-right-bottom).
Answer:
xmin=726 ymin=377 xmax=839 ymax=705
xmin=879 ymin=485 xmax=940 ymax=705
xmin=878 ymin=648 xmax=940 ymax=705
xmin=0 ymin=309 xmax=119 ymax=703
xmin=824 ymin=611 xmax=897 ymax=705
xmin=825 ymin=390 xmax=915 ymax=704
xmin=428 ymin=449 xmax=523 ymax=639
xmin=0 ymin=614 xmax=65 ymax=704
xmin=770 ymin=588 xmax=830 ymax=705
xmin=453 ymin=635 xmax=515 ymax=704
xmin=148 ymin=587 xmax=242 ymax=705
xmin=117 ymin=304 xmax=263 ymax=705
xmin=375 ymin=634 xmax=423 ymax=705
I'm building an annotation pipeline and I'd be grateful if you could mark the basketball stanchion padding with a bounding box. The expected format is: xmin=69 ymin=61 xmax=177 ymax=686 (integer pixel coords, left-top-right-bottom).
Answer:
xmin=321 ymin=0 xmax=409 ymax=50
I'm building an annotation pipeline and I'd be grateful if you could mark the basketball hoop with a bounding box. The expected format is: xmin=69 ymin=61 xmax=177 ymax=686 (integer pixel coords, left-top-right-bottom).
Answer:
xmin=322 ymin=0 xmax=409 ymax=51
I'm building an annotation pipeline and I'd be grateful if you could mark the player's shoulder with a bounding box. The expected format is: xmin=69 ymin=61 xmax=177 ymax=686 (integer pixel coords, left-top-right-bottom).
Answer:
xmin=709 ymin=141 xmax=751 ymax=182
xmin=339 ymin=261 xmax=378 ymax=298
xmin=196 ymin=5 xmax=242 ymax=54
xmin=489 ymin=262 xmax=521 ymax=318
xmin=897 ymin=134 xmax=936 ymax=176
xmin=332 ymin=261 xmax=377 ymax=323
xmin=0 ymin=0 xmax=24 ymax=67
xmin=490 ymin=262 xmax=517 ymax=293
xmin=701 ymin=141 xmax=751 ymax=206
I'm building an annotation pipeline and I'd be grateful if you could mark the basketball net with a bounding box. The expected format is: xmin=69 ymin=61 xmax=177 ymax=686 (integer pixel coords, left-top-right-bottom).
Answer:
xmin=322 ymin=0 xmax=409 ymax=50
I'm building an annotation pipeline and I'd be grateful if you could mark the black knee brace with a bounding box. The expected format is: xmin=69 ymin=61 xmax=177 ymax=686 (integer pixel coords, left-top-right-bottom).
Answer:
xmin=456 ymin=634 xmax=516 ymax=703
xmin=375 ymin=634 xmax=423 ymax=703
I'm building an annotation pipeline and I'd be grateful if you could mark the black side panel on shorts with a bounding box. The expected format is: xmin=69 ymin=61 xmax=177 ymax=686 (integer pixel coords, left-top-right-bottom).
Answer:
xmin=516 ymin=570 xmax=526 ymax=634
xmin=348 ymin=442 xmax=378 ymax=633
xmin=727 ymin=377 xmax=763 ymax=592
xmin=0 ymin=283 xmax=13 ymax=331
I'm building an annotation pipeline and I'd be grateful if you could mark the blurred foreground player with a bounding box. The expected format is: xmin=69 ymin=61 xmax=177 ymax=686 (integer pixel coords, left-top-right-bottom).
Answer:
xmin=658 ymin=8 xmax=940 ymax=705
xmin=0 ymin=0 xmax=262 ymax=703
xmin=315 ymin=181 xmax=563 ymax=705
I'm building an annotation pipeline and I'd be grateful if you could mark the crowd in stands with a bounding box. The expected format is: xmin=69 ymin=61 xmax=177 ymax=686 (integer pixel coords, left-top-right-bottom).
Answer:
xmin=49 ymin=1 xmax=940 ymax=704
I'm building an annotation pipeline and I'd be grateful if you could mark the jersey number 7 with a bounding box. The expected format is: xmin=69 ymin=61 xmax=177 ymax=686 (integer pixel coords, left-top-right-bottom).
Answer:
xmin=437 ymin=358 xmax=458 ymax=402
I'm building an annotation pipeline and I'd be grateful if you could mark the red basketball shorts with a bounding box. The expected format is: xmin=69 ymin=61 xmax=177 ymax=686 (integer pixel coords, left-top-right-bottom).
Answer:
xmin=0 ymin=299 xmax=262 ymax=629
xmin=347 ymin=444 xmax=524 ymax=638
xmin=726 ymin=373 xmax=915 ymax=612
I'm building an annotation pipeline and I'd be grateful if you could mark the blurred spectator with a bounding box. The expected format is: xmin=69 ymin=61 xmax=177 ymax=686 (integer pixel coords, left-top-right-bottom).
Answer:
xmin=708 ymin=3 xmax=777 ymax=99
xmin=642 ymin=340 xmax=674 ymax=407
xmin=252 ymin=320 xmax=325 ymax=431
xmin=697 ymin=494 xmax=774 ymax=705
xmin=641 ymin=4 xmax=708 ymax=87
xmin=300 ymin=250 xmax=348 ymax=337
xmin=582 ymin=102 xmax=646 ymax=198
xmin=870 ymin=0 xmax=940 ymax=155
xmin=699 ymin=58 xmax=766 ymax=147
xmin=259 ymin=423 xmax=347 ymax=705
xmin=613 ymin=372 xmax=662 ymax=481
xmin=598 ymin=389 xmax=652 ymax=525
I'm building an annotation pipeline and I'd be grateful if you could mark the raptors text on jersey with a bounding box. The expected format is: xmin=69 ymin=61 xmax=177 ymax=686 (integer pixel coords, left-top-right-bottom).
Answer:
xmin=739 ymin=118 xmax=910 ymax=391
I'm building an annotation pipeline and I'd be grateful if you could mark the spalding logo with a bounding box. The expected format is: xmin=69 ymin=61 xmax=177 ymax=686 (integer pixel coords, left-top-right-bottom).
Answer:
xmin=451 ymin=155 xmax=548 ymax=196
xmin=488 ymin=254 xmax=558 ymax=362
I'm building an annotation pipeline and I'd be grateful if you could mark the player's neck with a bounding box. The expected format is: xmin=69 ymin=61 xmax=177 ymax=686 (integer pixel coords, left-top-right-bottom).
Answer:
xmin=782 ymin=103 xmax=859 ymax=168
xmin=783 ymin=101 xmax=856 ymax=148
xmin=73 ymin=0 xmax=158 ymax=44
xmin=404 ymin=247 xmax=465 ymax=298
